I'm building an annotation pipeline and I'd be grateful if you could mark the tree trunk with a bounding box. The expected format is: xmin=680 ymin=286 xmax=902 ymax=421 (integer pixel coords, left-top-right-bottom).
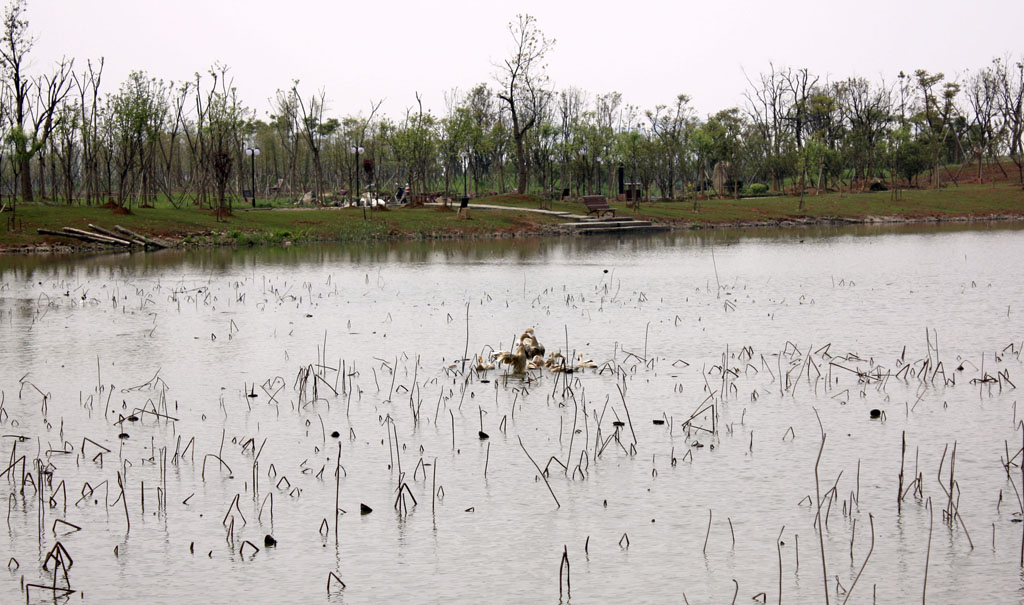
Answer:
xmin=19 ymin=157 xmax=33 ymax=202
xmin=515 ymin=135 xmax=527 ymax=194
xmin=38 ymin=154 xmax=47 ymax=201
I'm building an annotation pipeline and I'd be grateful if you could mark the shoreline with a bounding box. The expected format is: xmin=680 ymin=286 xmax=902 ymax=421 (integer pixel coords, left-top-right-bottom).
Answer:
xmin=1 ymin=209 xmax=1021 ymax=256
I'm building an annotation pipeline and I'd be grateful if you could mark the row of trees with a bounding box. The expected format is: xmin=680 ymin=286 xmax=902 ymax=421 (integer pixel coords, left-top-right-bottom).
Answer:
xmin=2 ymin=3 xmax=1023 ymax=212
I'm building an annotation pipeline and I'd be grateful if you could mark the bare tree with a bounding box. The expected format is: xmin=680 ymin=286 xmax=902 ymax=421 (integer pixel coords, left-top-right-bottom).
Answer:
xmin=964 ymin=62 xmax=1006 ymax=182
xmin=154 ymin=80 xmax=191 ymax=208
xmin=744 ymin=64 xmax=793 ymax=191
xmin=996 ymin=58 xmax=1024 ymax=184
xmin=837 ymin=77 xmax=892 ymax=187
xmin=72 ymin=58 xmax=103 ymax=205
xmin=0 ymin=0 xmax=73 ymax=203
xmin=270 ymin=89 xmax=300 ymax=196
xmin=495 ymin=14 xmax=554 ymax=194
xmin=293 ymin=83 xmax=329 ymax=202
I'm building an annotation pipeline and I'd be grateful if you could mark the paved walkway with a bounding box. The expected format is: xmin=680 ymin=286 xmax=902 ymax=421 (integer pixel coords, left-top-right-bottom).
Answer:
xmin=423 ymin=202 xmax=586 ymax=220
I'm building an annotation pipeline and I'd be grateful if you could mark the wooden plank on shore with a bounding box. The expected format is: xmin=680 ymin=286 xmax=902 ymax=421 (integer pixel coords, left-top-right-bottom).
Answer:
xmin=113 ymin=225 xmax=168 ymax=249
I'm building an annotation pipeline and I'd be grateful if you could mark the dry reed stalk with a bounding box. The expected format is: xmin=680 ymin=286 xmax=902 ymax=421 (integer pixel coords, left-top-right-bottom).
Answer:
xmin=843 ymin=513 xmax=874 ymax=605
xmin=484 ymin=442 xmax=491 ymax=478
xmin=923 ymin=498 xmax=933 ymax=603
xmin=327 ymin=571 xmax=346 ymax=592
xmin=703 ymin=509 xmax=712 ymax=554
xmin=813 ymin=415 xmax=830 ymax=605
xmin=462 ymin=302 xmax=470 ymax=373
xmin=777 ymin=525 xmax=785 ymax=604
xmin=936 ymin=442 xmax=974 ymax=549
xmin=116 ymin=471 xmax=129 ymax=532
xmin=335 ymin=442 xmax=341 ymax=541
xmin=518 ymin=437 xmax=559 ymax=508
xmin=559 ymin=545 xmax=570 ymax=598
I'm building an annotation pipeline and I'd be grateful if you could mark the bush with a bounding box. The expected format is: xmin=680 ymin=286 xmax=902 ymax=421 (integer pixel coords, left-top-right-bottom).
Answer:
xmin=869 ymin=181 xmax=888 ymax=192
xmin=748 ymin=183 xmax=769 ymax=195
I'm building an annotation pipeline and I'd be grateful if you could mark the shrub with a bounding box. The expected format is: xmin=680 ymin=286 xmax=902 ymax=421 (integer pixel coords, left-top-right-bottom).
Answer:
xmin=749 ymin=183 xmax=769 ymax=195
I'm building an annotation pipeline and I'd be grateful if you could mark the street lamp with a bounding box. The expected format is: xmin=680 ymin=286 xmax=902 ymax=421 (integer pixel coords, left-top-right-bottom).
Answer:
xmin=548 ymin=153 xmax=555 ymax=203
xmin=244 ymin=145 xmax=260 ymax=208
xmin=459 ymin=150 xmax=469 ymax=203
xmin=350 ymin=145 xmax=365 ymax=220
xmin=579 ymin=145 xmax=587 ymax=197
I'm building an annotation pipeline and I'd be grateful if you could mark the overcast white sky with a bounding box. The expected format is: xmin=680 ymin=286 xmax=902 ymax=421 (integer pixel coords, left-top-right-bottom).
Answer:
xmin=28 ymin=0 xmax=1024 ymax=122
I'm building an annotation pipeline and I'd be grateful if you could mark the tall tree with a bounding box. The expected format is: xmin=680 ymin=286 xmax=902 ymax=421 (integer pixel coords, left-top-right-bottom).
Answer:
xmin=0 ymin=0 xmax=72 ymax=202
xmin=646 ymin=94 xmax=694 ymax=199
xmin=495 ymin=14 xmax=554 ymax=194
xmin=996 ymin=58 xmax=1024 ymax=183
xmin=964 ymin=62 xmax=1006 ymax=182
xmin=72 ymin=58 xmax=103 ymax=205
xmin=913 ymin=70 xmax=960 ymax=187
xmin=293 ymin=83 xmax=332 ymax=202
xmin=744 ymin=65 xmax=795 ymax=191
xmin=107 ymin=70 xmax=168 ymax=208
xmin=201 ymin=64 xmax=248 ymax=218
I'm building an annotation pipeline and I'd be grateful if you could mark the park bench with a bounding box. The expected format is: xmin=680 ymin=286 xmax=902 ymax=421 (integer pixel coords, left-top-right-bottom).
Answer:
xmin=582 ymin=195 xmax=615 ymax=217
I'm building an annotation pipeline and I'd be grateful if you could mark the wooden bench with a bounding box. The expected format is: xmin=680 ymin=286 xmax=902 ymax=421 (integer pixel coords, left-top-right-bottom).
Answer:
xmin=582 ymin=195 xmax=615 ymax=217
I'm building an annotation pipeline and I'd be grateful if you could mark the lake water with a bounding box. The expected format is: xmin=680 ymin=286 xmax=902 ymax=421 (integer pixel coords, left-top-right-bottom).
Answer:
xmin=1 ymin=223 xmax=1023 ymax=604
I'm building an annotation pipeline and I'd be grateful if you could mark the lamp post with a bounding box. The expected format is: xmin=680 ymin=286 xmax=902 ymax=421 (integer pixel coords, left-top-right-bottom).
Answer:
xmin=350 ymin=145 xmax=365 ymax=220
xmin=580 ymin=145 xmax=588 ymax=196
xmin=548 ymin=153 xmax=555 ymax=205
xmin=459 ymin=150 xmax=469 ymax=203
xmin=244 ymin=145 xmax=260 ymax=207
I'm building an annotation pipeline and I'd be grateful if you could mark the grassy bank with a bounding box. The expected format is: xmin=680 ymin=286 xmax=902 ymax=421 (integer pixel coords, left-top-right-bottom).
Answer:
xmin=1 ymin=183 xmax=1022 ymax=252
xmin=0 ymin=202 xmax=566 ymax=252
xmin=484 ymin=184 xmax=1024 ymax=224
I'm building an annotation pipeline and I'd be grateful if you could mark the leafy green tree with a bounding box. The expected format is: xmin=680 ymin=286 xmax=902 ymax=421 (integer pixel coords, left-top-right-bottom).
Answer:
xmin=705 ymin=108 xmax=746 ymax=198
xmin=106 ymin=70 xmax=168 ymax=208
xmin=646 ymin=94 xmax=694 ymax=199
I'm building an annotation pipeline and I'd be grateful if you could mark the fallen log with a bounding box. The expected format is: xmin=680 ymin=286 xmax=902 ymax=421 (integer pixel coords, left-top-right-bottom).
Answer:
xmin=114 ymin=225 xmax=168 ymax=249
xmin=37 ymin=228 xmax=127 ymax=247
xmin=88 ymin=224 xmax=146 ymax=247
xmin=63 ymin=227 xmax=132 ymax=247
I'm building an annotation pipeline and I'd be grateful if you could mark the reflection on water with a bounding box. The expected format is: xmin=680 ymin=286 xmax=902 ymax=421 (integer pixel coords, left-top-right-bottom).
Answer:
xmin=3 ymin=219 xmax=1021 ymax=279
xmin=0 ymin=222 xmax=1022 ymax=604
